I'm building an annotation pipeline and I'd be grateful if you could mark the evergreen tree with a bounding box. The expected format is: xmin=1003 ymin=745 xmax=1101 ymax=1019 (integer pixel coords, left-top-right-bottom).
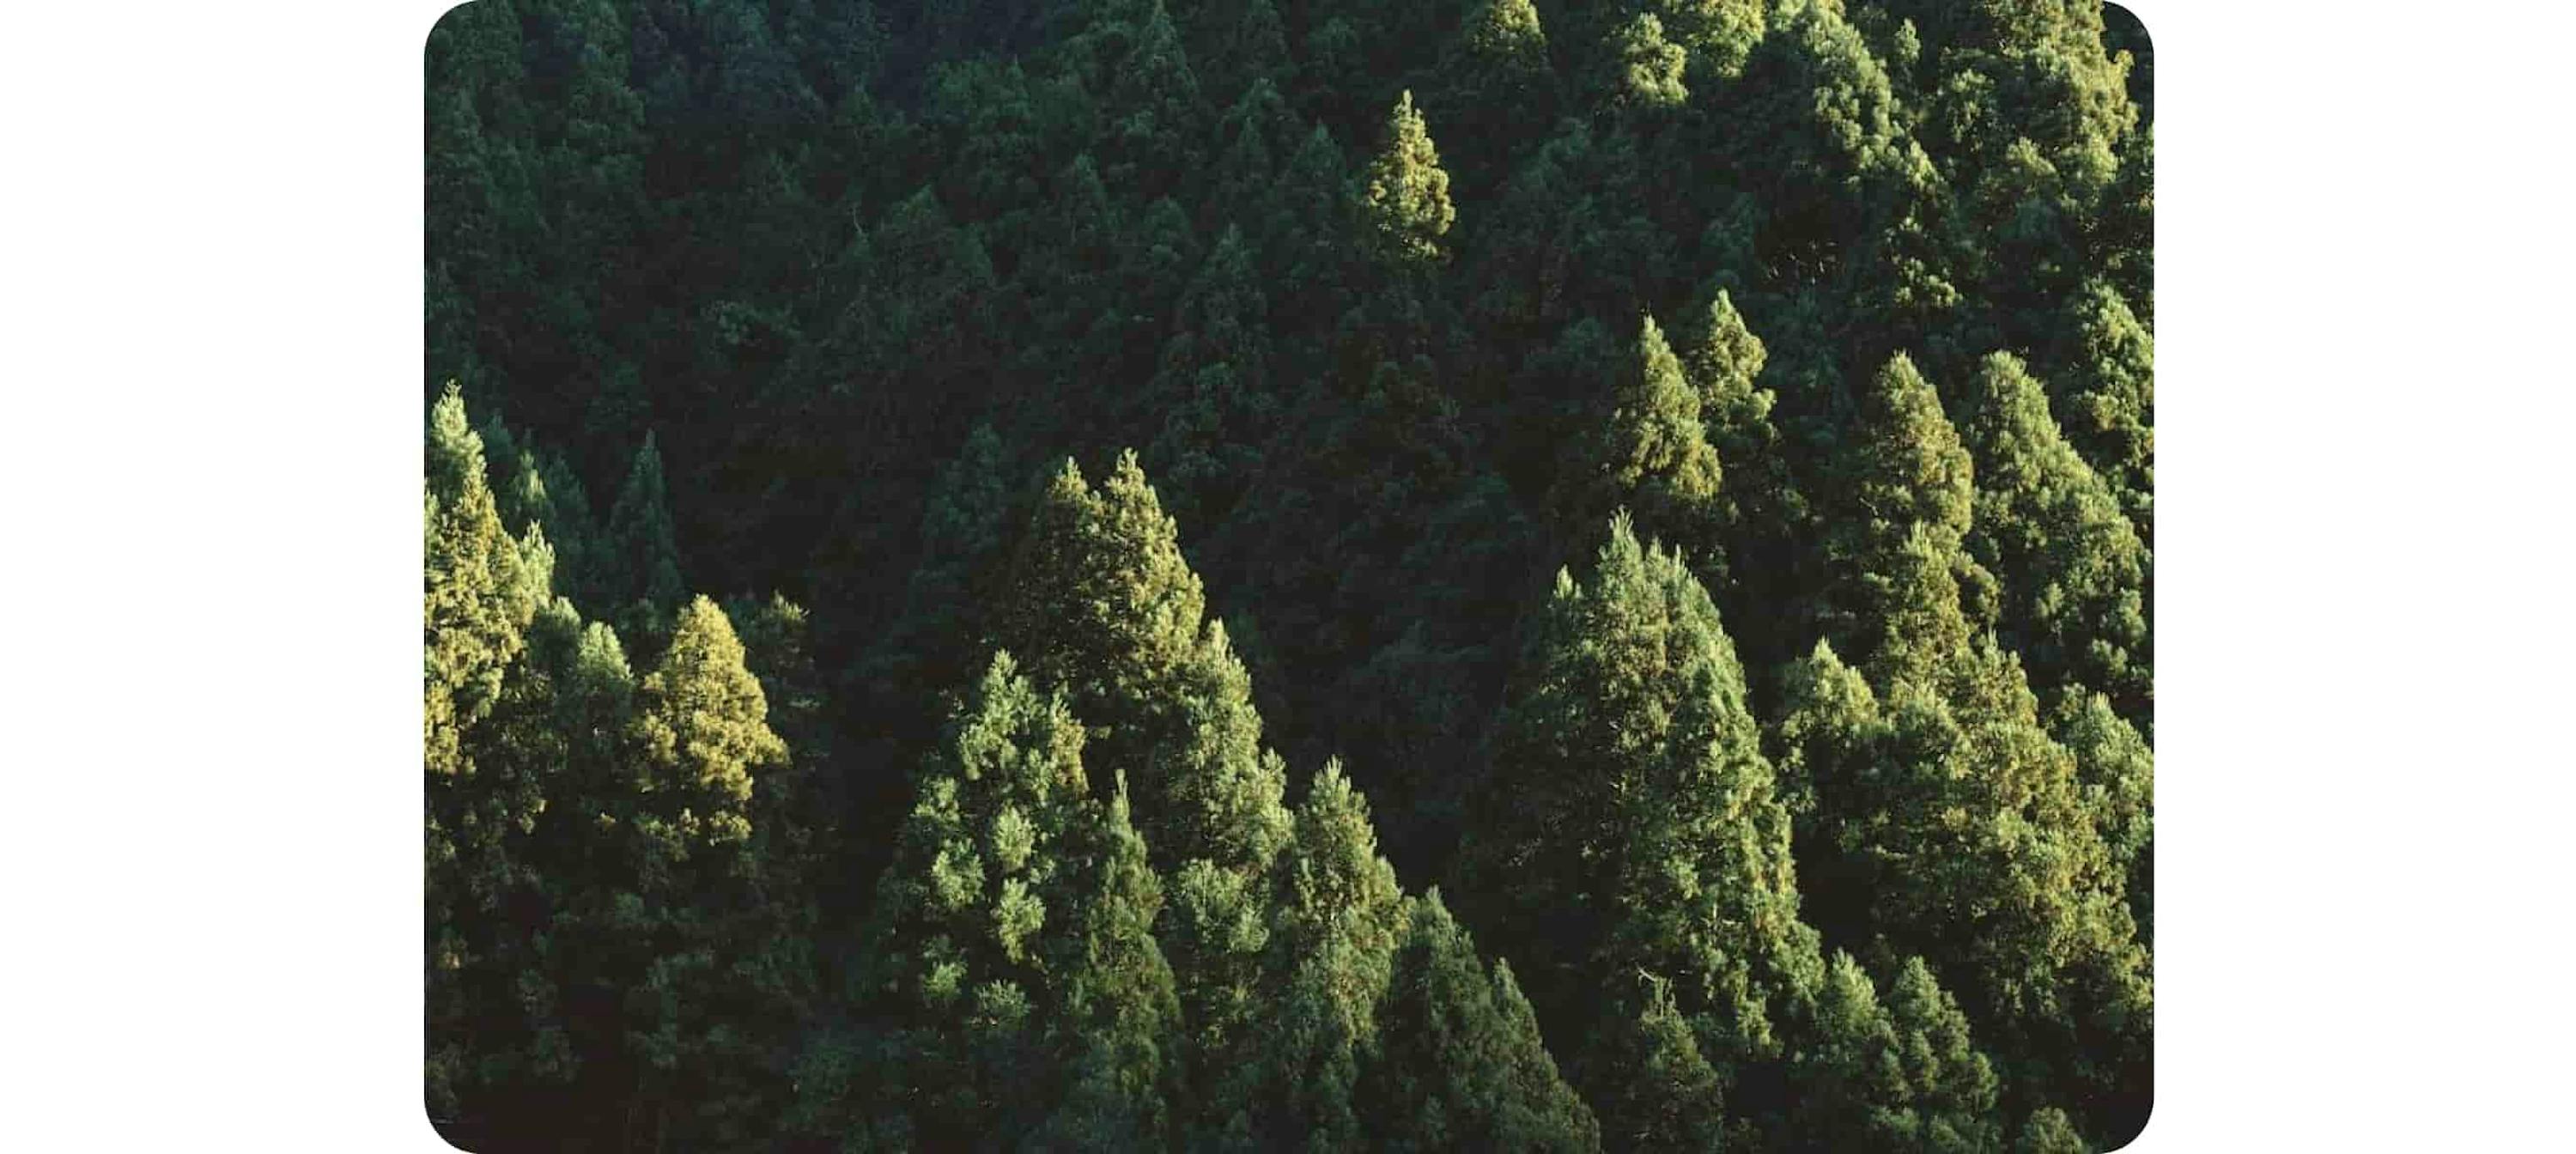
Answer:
xmin=1369 ymin=890 xmax=1601 ymax=1153
xmin=1775 ymin=640 xmax=2150 ymax=1140
xmin=1556 ymin=313 xmax=1722 ymax=568
xmin=1359 ymin=90 xmax=1455 ymax=268
xmin=1579 ymin=972 xmax=1729 ymax=1153
xmin=1956 ymin=351 xmax=2151 ymax=723
xmin=619 ymin=595 xmax=799 ymax=1148
xmin=2049 ymin=279 xmax=2154 ymax=536
xmin=603 ymin=430 xmax=687 ymax=645
xmin=1238 ymin=761 xmax=1408 ymax=1145
xmin=851 ymin=650 xmax=1176 ymax=1144
xmin=2016 ymin=1106 xmax=2093 ymax=1154
xmin=991 ymin=452 xmax=1294 ymax=1140
xmin=1461 ymin=515 xmax=1826 ymax=1137
xmin=1793 ymin=952 xmax=2004 ymax=1153
xmin=423 ymin=384 xmax=556 ymax=1129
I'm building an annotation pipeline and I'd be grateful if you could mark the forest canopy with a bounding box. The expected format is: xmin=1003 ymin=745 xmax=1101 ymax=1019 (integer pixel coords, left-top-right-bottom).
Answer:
xmin=426 ymin=0 xmax=2153 ymax=1149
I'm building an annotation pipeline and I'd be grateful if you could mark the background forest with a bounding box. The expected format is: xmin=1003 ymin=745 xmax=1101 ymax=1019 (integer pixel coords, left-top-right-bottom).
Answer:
xmin=424 ymin=0 xmax=2152 ymax=1150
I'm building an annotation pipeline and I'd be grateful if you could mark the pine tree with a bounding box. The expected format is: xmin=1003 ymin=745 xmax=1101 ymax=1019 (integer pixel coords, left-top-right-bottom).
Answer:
xmin=1609 ymin=14 xmax=1691 ymax=110
xmin=1427 ymin=0 xmax=1556 ymax=191
xmin=1144 ymin=224 xmax=1279 ymax=530
xmin=1036 ymin=771 xmax=1186 ymax=1148
xmin=1793 ymin=952 xmax=2004 ymax=1152
xmin=1818 ymin=352 xmax=1984 ymax=688
xmin=423 ymin=383 xmax=554 ymax=1127
xmin=1681 ymin=290 xmax=1810 ymax=660
xmin=1774 ymin=640 xmax=2150 ymax=1139
xmin=2049 ymin=279 xmax=2154 ymax=536
xmin=2051 ymin=690 xmax=2154 ymax=938
xmin=991 ymin=452 xmax=1295 ymax=1139
xmin=1359 ymin=91 xmax=1455 ymax=268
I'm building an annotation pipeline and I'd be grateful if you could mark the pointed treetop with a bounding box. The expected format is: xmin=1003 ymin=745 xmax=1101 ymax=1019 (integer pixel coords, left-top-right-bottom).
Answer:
xmin=1855 ymin=351 xmax=1974 ymax=547
xmin=1687 ymin=290 xmax=1770 ymax=413
xmin=1361 ymin=90 xmax=1455 ymax=265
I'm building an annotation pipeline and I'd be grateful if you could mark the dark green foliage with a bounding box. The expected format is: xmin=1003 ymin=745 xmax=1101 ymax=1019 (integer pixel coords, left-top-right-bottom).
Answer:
xmin=1579 ymin=972 xmax=1729 ymax=1153
xmin=1794 ymin=952 xmax=2005 ymax=1153
xmin=1370 ymin=890 xmax=1601 ymax=1153
xmin=1957 ymin=352 xmax=2151 ymax=722
xmin=429 ymin=3 xmax=2154 ymax=1147
xmin=842 ymin=651 xmax=1179 ymax=1145
xmin=1461 ymin=516 xmax=1830 ymax=1139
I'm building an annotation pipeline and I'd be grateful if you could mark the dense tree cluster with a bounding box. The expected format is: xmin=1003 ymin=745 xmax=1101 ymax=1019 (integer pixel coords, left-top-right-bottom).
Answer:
xmin=428 ymin=0 xmax=2151 ymax=1148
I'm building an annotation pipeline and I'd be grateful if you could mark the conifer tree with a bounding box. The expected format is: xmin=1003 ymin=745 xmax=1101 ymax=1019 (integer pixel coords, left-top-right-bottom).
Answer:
xmin=2050 ymin=280 xmax=2154 ymax=536
xmin=1680 ymin=290 xmax=1810 ymax=659
xmin=603 ymin=430 xmax=686 ymax=644
xmin=1462 ymin=516 xmax=1826 ymax=1137
xmin=619 ymin=595 xmax=798 ymax=1147
xmin=1793 ymin=952 xmax=2004 ymax=1153
xmin=1579 ymin=972 xmax=1729 ymax=1152
xmin=1360 ymin=91 xmax=1455 ymax=268
xmin=2051 ymin=690 xmax=2154 ymax=938
xmin=1558 ymin=314 xmax=1723 ymax=568
xmin=423 ymin=383 xmax=553 ymax=1127
xmin=2016 ymin=1106 xmax=2092 ymax=1154
xmin=1956 ymin=352 xmax=2150 ymax=721
xmin=1369 ymin=890 xmax=1601 ymax=1153
xmin=1820 ymin=352 xmax=1982 ymax=686
xmin=1145 ymin=224 xmax=1279 ymax=530
xmin=1238 ymin=761 xmax=1408 ymax=1145
xmin=1609 ymin=14 xmax=1691 ymax=110
xmin=854 ymin=651 xmax=1177 ymax=1144
xmin=1775 ymin=640 xmax=2150 ymax=1140
xmin=992 ymin=452 xmax=1294 ymax=1138
xmin=1037 ymin=772 xmax=1186 ymax=1148
xmin=1427 ymin=0 xmax=1556 ymax=191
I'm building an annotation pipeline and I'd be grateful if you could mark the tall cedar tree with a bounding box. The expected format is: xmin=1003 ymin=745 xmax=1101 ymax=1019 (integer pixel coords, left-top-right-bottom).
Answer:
xmin=1460 ymin=516 xmax=1827 ymax=1139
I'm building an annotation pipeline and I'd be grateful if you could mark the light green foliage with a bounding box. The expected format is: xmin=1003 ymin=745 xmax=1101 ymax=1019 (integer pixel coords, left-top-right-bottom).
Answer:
xmin=2052 ymin=280 xmax=2154 ymax=532
xmin=2016 ymin=1106 xmax=2092 ymax=1154
xmin=1361 ymin=91 xmax=1455 ymax=266
xmin=854 ymin=652 xmax=1136 ymax=1141
xmin=423 ymin=383 xmax=552 ymax=1119
xmin=1655 ymin=0 xmax=1767 ymax=80
xmin=2051 ymin=690 xmax=2154 ymax=938
xmin=1611 ymin=14 xmax=1691 ymax=109
xmin=1795 ymin=952 xmax=2004 ymax=1152
xmin=426 ymin=0 xmax=2155 ymax=1144
xmin=1214 ymin=760 xmax=1409 ymax=1147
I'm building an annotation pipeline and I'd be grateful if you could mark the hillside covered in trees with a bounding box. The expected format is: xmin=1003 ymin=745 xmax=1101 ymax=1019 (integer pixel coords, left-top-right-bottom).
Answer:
xmin=425 ymin=0 xmax=2153 ymax=1149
